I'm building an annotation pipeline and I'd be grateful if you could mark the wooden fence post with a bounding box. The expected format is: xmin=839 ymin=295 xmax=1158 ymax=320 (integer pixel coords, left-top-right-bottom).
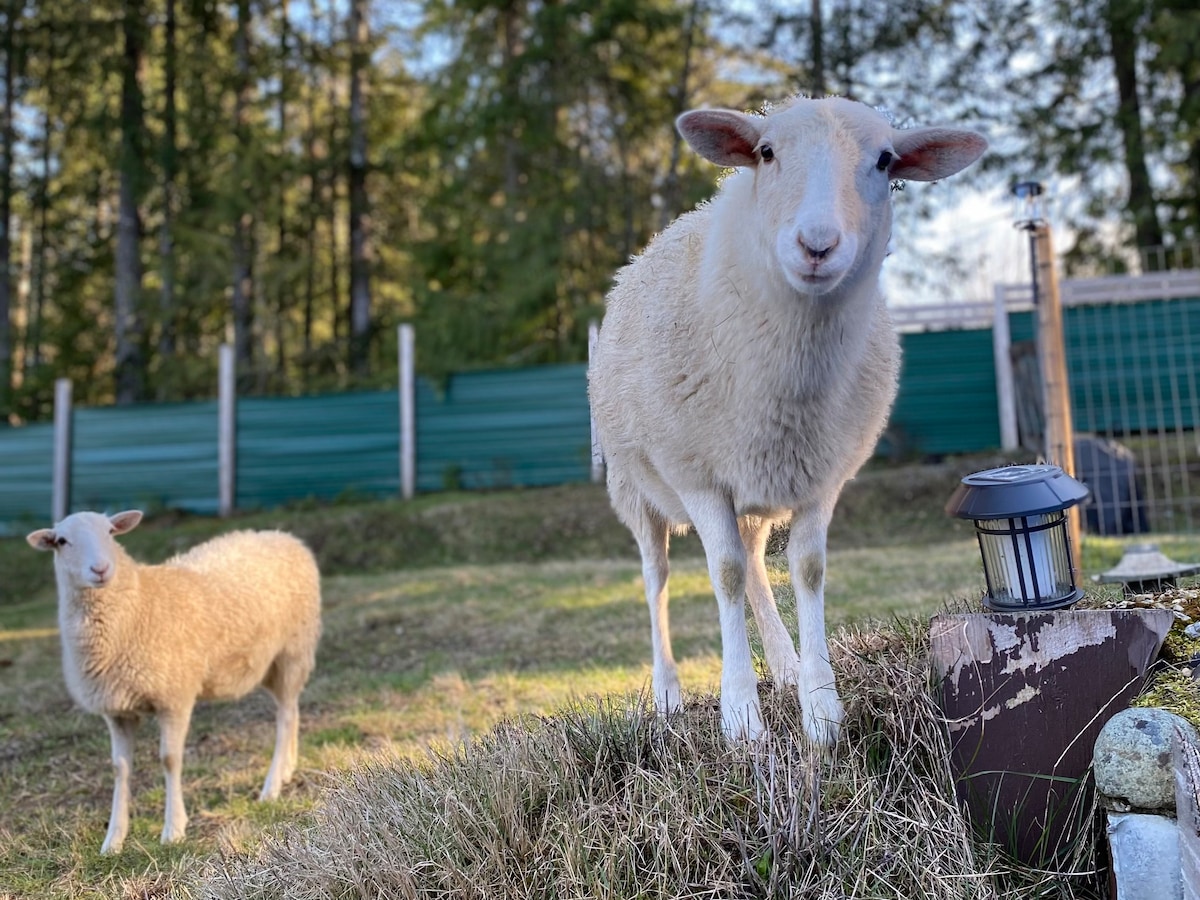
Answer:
xmin=992 ymin=284 xmax=1019 ymax=451
xmin=52 ymin=378 xmax=72 ymax=522
xmin=218 ymin=344 xmax=236 ymax=517
xmin=587 ymin=319 xmax=603 ymax=484
xmin=1034 ymin=224 xmax=1082 ymax=559
xmin=398 ymin=323 xmax=415 ymax=500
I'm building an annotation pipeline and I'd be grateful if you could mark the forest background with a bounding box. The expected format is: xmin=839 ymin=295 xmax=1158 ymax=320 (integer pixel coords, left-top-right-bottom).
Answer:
xmin=0 ymin=0 xmax=1197 ymax=424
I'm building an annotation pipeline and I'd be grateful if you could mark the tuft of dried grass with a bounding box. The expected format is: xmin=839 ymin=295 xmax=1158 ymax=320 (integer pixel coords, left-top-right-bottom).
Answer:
xmin=185 ymin=619 xmax=1105 ymax=900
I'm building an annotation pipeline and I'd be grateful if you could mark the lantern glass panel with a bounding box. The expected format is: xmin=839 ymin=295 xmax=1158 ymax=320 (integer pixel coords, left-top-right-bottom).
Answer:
xmin=975 ymin=511 xmax=1079 ymax=610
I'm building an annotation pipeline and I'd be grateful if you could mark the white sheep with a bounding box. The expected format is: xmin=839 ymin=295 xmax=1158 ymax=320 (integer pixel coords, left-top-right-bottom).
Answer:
xmin=26 ymin=510 xmax=322 ymax=854
xmin=588 ymin=97 xmax=986 ymax=746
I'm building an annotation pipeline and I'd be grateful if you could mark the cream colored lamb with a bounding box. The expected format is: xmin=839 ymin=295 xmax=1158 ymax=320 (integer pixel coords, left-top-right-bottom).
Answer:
xmin=588 ymin=97 xmax=986 ymax=746
xmin=27 ymin=510 xmax=322 ymax=854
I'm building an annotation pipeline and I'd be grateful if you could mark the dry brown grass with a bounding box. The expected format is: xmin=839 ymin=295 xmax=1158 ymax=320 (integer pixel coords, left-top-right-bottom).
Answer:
xmin=184 ymin=619 xmax=1105 ymax=900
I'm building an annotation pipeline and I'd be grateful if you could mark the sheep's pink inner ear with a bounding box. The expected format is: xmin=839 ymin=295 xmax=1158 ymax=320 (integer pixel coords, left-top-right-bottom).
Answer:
xmin=889 ymin=128 xmax=988 ymax=182
xmin=27 ymin=529 xmax=57 ymax=551
xmin=109 ymin=510 xmax=144 ymax=535
xmin=676 ymin=109 xmax=763 ymax=169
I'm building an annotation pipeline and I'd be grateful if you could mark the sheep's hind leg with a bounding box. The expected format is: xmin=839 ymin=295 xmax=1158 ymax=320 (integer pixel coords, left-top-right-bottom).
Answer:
xmin=684 ymin=492 xmax=763 ymax=742
xmin=787 ymin=505 xmax=843 ymax=749
xmin=740 ymin=516 xmax=802 ymax=689
xmin=158 ymin=704 xmax=194 ymax=843
xmin=100 ymin=713 xmax=137 ymax=855
xmin=260 ymin=675 xmax=302 ymax=801
xmin=635 ymin=508 xmax=681 ymax=717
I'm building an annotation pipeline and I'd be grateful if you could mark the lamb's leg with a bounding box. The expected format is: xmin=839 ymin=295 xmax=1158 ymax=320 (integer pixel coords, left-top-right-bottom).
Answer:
xmin=634 ymin=509 xmax=680 ymax=715
xmin=684 ymin=491 xmax=763 ymax=742
xmin=158 ymin=704 xmax=194 ymax=843
xmin=100 ymin=713 xmax=137 ymax=855
xmin=787 ymin=505 xmax=843 ymax=748
xmin=260 ymin=687 xmax=300 ymax=800
xmin=740 ymin=516 xmax=801 ymax=688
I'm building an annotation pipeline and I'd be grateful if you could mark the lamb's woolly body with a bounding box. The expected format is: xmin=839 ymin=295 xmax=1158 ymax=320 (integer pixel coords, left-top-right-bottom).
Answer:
xmin=30 ymin=512 xmax=321 ymax=854
xmin=588 ymin=96 xmax=985 ymax=745
xmin=58 ymin=530 xmax=320 ymax=716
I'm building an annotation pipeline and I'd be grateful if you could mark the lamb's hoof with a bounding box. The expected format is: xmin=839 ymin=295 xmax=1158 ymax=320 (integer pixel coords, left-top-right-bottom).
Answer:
xmin=99 ymin=838 xmax=123 ymax=856
xmin=802 ymin=688 xmax=844 ymax=750
xmin=160 ymin=820 xmax=188 ymax=845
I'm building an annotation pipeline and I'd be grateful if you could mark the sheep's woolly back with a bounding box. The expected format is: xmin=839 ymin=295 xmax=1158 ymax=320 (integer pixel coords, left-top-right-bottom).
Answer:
xmin=55 ymin=526 xmax=320 ymax=717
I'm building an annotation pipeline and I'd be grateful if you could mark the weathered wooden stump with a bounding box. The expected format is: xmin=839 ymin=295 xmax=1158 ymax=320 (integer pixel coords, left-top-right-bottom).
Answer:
xmin=930 ymin=609 xmax=1173 ymax=866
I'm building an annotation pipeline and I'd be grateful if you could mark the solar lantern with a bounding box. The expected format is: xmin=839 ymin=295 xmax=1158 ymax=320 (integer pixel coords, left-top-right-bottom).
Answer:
xmin=1011 ymin=180 xmax=1047 ymax=233
xmin=946 ymin=464 xmax=1089 ymax=612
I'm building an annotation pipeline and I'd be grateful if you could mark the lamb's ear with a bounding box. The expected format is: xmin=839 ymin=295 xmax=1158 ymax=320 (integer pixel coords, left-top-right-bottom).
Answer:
xmin=109 ymin=510 xmax=143 ymax=535
xmin=889 ymin=127 xmax=988 ymax=182
xmin=27 ymin=528 xmax=57 ymax=551
xmin=677 ymin=109 xmax=764 ymax=168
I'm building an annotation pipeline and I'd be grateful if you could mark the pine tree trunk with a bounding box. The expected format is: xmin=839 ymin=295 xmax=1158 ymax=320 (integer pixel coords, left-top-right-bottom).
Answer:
xmin=231 ymin=0 xmax=255 ymax=382
xmin=114 ymin=0 xmax=147 ymax=405
xmin=326 ymin=0 xmax=340 ymax=345
xmin=157 ymin=0 xmax=178 ymax=384
xmin=303 ymin=0 xmax=319 ymax=379
xmin=275 ymin=0 xmax=290 ymax=380
xmin=1105 ymin=0 xmax=1163 ymax=259
xmin=347 ymin=0 xmax=371 ymax=374
xmin=0 ymin=0 xmax=16 ymax=420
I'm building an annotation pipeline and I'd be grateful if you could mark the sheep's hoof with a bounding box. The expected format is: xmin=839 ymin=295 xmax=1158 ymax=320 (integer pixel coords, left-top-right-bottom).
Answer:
xmin=99 ymin=838 xmax=123 ymax=856
xmin=801 ymin=689 xmax=844 ymax=750
xmin=160 ymin=821 xmax=187 ymax=844
xmin=721 ymin=699 xmax=766 ymax=743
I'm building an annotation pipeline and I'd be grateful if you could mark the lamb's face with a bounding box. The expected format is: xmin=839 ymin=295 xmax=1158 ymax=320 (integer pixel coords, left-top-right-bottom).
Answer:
xmin=676 ymin=97 xmax=988 ymax=297
xmin=27 ymin=510 xmax=144 ymax=591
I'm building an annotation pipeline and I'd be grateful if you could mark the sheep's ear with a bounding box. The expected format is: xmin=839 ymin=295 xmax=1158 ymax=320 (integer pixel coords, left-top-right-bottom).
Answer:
xmin=109 ymin=510 xmax=143 ymax=535
xmin=27 ymin=529 xmax=58 ymax=551
xmin=889 ymin=127 xmax=988 ymax=182
xmin=677 ymin=109 xmax=764 ymax=168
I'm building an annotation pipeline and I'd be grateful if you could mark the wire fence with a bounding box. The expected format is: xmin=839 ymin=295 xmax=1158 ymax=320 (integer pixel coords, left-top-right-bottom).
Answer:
xmin=1042 ymin=242 xmax=1200 ymax=537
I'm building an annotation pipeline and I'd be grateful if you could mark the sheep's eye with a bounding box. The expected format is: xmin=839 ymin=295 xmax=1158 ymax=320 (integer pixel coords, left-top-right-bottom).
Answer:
xmin=759 ymin=144 xmax=774 ymax=162
xmin=876 ymin=151 xmax=894 ymax=172
xmin=55 ymin=536 xmax=69 ymax=548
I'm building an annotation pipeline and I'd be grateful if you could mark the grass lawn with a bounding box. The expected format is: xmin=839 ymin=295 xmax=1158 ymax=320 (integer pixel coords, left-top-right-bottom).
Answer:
xmin=1 ymin=458 xmax=1194 ymax=898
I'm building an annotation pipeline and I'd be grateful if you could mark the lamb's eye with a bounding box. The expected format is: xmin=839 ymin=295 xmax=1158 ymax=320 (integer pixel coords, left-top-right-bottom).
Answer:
xmin=55 ymin=537 xmax=69 ymax=548
xmin=876 ymin=151 xmax=894 ymax=172
xmin=759 ymin=144 xmax=774 ymax=162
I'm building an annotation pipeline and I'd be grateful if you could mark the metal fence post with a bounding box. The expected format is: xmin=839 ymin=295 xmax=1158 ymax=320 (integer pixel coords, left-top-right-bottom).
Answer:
xmin=398 ymin=323 xmax=415 ymax=500
xmin=52 ymin=378 xmax=72 ymax=522
xmin=218 ymin=344 xmax=236 ymax=517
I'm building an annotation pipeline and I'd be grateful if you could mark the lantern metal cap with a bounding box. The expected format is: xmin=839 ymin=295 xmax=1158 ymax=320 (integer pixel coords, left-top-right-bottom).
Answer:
xmin=945 ymin=464 xmax=1089 ymax=520
xmin=1095 ymin=544 xmax=1200 ymax=585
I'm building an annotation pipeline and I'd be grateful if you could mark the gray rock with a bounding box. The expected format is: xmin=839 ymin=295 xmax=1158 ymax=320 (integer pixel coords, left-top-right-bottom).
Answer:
xmin=1094 ymin=707 xmax=1199 ymax=811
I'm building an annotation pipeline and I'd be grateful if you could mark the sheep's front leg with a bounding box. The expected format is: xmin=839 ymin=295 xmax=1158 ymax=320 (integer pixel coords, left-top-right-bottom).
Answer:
xmin=788 ymin=505 xmax=843 ymax=748
xmin=634 ymin=511 xmax=681 ymax=716
xmin=100 ymin=714 xmax=137 ymax=855
xmin=685 ymin=492 xmax=763 ymax=742
xmin=158 ymin=704 xmax=194 ymax=843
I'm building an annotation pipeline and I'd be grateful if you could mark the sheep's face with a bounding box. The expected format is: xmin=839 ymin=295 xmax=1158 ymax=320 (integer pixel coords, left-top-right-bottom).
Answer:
xmin=677 ymin=97 xmax=987 ymax=297
xmin=27 ymin=510 xmax=144 ymax=591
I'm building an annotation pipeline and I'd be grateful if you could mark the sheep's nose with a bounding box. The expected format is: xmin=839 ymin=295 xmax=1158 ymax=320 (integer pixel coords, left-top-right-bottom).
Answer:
xmin=91 ymin=563 xmax=109 ymax=578
xmin=800 ymin=233 xmax=840 ymax=261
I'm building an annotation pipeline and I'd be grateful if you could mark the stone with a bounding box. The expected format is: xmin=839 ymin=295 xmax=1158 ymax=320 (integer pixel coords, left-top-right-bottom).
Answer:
xmin=1094 ymin=707 xmax=1199 ymax=811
